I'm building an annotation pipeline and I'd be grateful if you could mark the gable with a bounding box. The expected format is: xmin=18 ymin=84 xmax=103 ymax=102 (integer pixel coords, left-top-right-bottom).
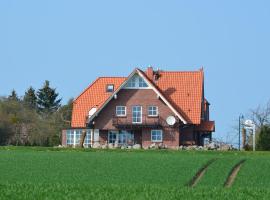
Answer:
xmin=94 ymin=89 xmax=175 ymax=130
xmin=124 ymin=74 xmax=149 ymax=89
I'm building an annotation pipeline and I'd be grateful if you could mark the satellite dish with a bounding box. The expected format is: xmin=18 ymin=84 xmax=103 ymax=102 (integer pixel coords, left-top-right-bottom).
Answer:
xmin=88 ymin=107 xmax=97 ymax=117
xmin=166 ymin=116 xmax=176 ymax=126
xmin=244 ymin=120 xmax=254 ymax=127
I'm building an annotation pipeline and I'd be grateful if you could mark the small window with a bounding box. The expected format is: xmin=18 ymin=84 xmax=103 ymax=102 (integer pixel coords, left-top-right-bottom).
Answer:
xmin=151 ymin=130 xmax=163 ymax=142
xmin=106 ymin=84 xmax=114 ymax=92
xmin=148 ymin=106 xmax=158 ymax=116
xmin=116 ymin=106 xmax=126 ymax=116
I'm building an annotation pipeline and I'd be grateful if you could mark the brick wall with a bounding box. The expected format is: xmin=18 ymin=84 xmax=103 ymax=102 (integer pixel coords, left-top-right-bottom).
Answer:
xmin=94 ymin=89 xmax=175 ymax=130
xmin=142 ymin=127 xmax=179 ymax=149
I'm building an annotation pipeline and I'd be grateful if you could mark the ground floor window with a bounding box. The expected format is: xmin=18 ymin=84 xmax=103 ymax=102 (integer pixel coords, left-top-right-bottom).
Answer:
xmin=108 ymin=131 xmax=118 ymax=144
xmin=151 ymin=130 xmax=163 ymax=142
xmin=108 ymin=130 xmax=134 ymax=145
xmin=118 ymin=130 xmax=134 ymax=145
xmin=66 ymin=129 xmax=92 ymax=147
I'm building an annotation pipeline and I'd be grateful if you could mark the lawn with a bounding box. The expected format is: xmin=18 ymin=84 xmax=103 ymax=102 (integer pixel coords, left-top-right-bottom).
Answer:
xmin=0 ymin=147 xmax=270 ymax=199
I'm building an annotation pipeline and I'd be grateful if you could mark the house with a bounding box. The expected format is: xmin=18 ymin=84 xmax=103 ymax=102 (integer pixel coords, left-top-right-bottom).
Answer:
xmin=62 ymin=67 xmax=215 ymax=149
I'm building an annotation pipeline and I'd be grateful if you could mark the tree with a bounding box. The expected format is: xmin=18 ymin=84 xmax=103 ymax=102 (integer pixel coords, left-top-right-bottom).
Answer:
xmin=37 ymin=80 xmax=61 ymax=115
xmin=250 ymin=101 xmax=270 ymax=129
xmin=58 ymin=98 xmax=73 ymax=124
xmin=8 ymin=90 xmax=20 ymax=101
xmin=257 ymin=125 xmax=270 ymax=151
xmin=23 ymin=87 xmax=37 ymax=109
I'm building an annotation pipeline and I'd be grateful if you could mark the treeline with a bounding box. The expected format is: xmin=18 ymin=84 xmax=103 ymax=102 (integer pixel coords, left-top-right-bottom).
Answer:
xmin=0 ymin=81 xmax=72 ymax=146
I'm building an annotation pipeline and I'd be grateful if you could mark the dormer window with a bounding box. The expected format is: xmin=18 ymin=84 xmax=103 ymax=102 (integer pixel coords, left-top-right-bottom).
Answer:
xmin=106 ymin=84 xmax=114 ymax=92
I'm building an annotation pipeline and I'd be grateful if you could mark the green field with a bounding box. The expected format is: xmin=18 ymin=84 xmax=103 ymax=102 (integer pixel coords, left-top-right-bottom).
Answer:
xmin=0 ymin=147 xmax=270 ymax=199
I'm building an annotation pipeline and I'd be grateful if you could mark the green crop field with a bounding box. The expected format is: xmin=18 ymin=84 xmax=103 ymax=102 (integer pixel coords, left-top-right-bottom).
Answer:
xmin=0 ymin=147 xmax=270 ymax=200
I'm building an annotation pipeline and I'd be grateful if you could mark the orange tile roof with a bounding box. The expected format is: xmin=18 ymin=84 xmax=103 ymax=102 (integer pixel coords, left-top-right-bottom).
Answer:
xmin=71 ymin=68 xmax=206 ymax=127
xmin=71 ymin=77 xmax=126 ymax=127
xmin=150 ymin=70 xmax=204 ymax=124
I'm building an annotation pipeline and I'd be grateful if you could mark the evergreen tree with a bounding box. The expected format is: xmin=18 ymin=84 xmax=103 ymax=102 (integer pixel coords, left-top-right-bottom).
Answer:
xmin=37 ymin=80 xmax=61 ymax=115
xmin=257 ymin=125 xmax=270 ymax=150
xmin=8 ymin=90 xmax=20 ymax=101
xmin=23 ymin=87 xmax=37 ymax=109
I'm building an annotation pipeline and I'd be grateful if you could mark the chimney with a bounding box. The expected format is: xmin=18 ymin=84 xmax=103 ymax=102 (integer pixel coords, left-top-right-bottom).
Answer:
xmin=146 ymin=66 xmax=154 ymax=80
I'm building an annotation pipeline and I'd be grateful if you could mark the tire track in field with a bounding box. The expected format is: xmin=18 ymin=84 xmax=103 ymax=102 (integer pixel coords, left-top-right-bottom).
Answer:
xmin=187 ymin=158 xmax=217 ymax=187
xmin=224 ymin=159 xmax=246 ymax=188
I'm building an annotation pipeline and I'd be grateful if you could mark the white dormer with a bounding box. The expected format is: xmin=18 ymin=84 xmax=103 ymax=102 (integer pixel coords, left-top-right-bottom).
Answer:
xmin=124 ymin=74 xmax=149 ymax=89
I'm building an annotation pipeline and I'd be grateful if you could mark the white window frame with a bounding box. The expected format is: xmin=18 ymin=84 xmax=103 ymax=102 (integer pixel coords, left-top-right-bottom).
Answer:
xmin=151 ymin=130 xmax=163 ymax=142
xmin=118 ymin=130 xmax=134 ymax=145
xmin=66 ymin=129 xmax=92 ymax=147
xmin=148 ymin=106 xmax=158 ymax=117
xmin=106 ymin=84 xmax=114 ymax=92
xmin=116 ymin=106 xmax=126 ymax=117
xmin=139 ymin=77 xmax=148 ymax=87
xmin=132 ymin=106 xmax=142 ymax=124
xmin=108 ymin=130 xmax=118 ymax=144
xmin=124 ymin=74 xmax=149 ymax=89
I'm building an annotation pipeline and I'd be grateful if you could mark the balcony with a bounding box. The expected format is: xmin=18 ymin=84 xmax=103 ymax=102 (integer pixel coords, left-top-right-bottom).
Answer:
xmin=112 ymin=114 xmax=162 ymax=129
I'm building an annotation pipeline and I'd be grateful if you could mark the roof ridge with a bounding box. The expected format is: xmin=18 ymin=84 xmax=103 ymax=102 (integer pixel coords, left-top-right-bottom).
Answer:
xmin=160 ymin=70 xmax=202 ymax=73
xmin=98 ymin=76 xmax=127 ymax=78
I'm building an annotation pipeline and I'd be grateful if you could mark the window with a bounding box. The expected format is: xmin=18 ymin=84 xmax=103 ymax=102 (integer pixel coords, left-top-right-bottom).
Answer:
xmin=139 ymin=77 xmax=148 ymax=87
xmin=132 ymin=106 xmax=142 ymax=123
xmin=148 ymin=106 xmax=158 ymax=116
xmin=85 ymin=130 xmax=92 ymax=146
xmin=66 ymin=130 xmax=74 ymax=145
xmin=118 ymin=131 xmax=134 ymax=145
xmin=151 ymin=130 xmax=163 ymax=142
xmin=66 ymin=129 xmax=92 ymax=147
xmin=108 ymin=131 xmax=117 ymax=144
xmin=124 ymin=74 xmax=149 ymax=88
xmin=127 ymin=77 xmax=136 ymax=87
xmin=106 ymin=84 xmax=114 ymax=92
xmin=116 ymin=106 xmax=126 ymax=116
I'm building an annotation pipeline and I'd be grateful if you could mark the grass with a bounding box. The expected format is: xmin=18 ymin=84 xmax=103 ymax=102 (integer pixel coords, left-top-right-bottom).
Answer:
xmin=197 ymin=154 xmax=245 ymax=187
xmin=0 ymin=147 xmax=270 ymax=199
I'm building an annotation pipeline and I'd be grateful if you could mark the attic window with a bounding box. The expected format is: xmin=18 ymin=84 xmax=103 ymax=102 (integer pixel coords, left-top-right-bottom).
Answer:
xmin=106 ymin=84 xmax=114 ymax=92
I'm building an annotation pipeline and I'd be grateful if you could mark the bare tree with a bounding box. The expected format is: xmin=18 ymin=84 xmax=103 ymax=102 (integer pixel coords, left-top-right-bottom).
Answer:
xmin=250 ymin=100 xmax=270 ymax=129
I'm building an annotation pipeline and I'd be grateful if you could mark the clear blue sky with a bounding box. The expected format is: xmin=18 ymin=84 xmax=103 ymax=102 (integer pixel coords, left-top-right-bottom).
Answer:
xmin=1 ymin=0 xmax=270 ymax=143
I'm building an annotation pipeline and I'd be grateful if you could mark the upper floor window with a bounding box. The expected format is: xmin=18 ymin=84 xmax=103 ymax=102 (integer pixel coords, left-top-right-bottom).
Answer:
xmin=116 ymin=106 xmax=126 ymax=117
xmin=132 ymin=106 xmax=142 ymax=123
xmin=124 ymin=74 xmax=149 ymax=89
xmin=127 ymin=77 xmax=136 ymax=88
xmin=151 ymin=130 xmax=163 ymax=142
xmin=139 ymin=77 xmax=148 ymax=87
xmin=106 ymin=84 xmax=114 ymax=92
xmin=148 ymin=106 xmax=158 ymax=117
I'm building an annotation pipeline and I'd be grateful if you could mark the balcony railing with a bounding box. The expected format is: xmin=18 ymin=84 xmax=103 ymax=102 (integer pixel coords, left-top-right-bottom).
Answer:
xmin=112 ymin=114 xmax=163 ymax=128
